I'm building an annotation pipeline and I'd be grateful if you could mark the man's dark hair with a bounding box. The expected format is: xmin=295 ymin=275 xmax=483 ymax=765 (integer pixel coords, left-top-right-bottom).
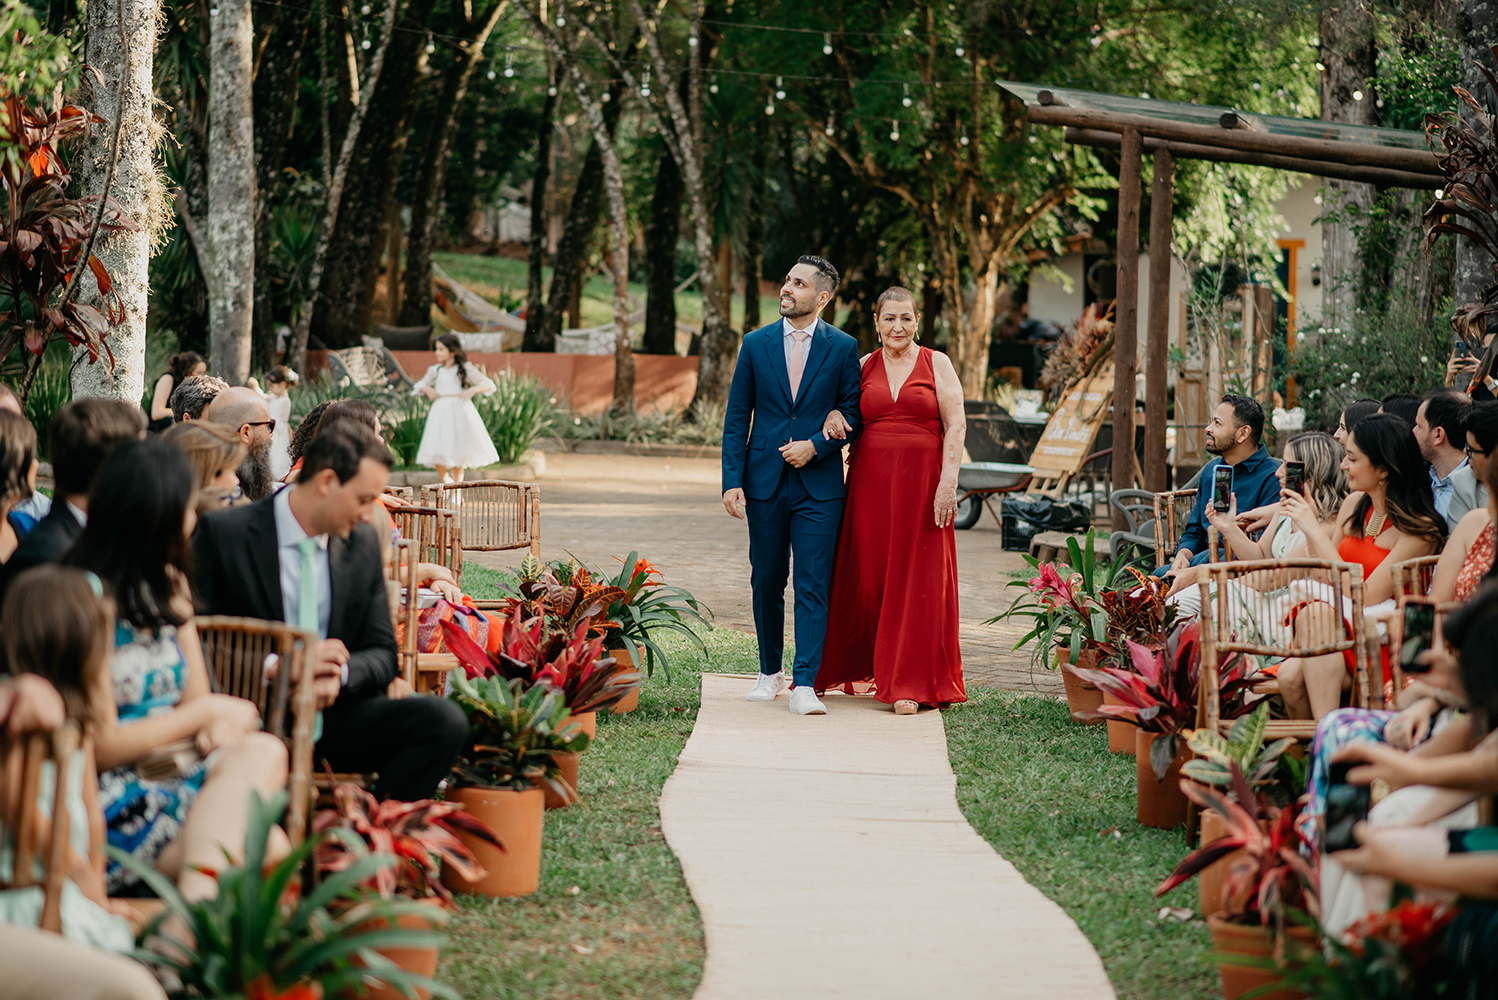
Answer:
xmin=1221 ymin=393 xmax=1264 ymax=445
xmin=300 ymin=420 xmax=392 ymax=485
xmin=169 ymin=374 xmax=229 ymax=422
xmin=1342 ymin=397 xmax=1382 ymax=434
xmin=1380 ymin=392 xmax=1421 ymax=428
xmin=49 ymin=398 xmax=144 ymax=497
xmin=797 ymin=255 xmax=840 ymax=297
xmin=1464 ymin=399 xmax=1498 ymax=455
xmin=1421 ymin=388 xmax=1472 ymax=448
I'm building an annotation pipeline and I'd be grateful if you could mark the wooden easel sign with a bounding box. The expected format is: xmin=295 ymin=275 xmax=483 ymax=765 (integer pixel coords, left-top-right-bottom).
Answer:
xmin=1026 ymin=360 xmax=1115 ymax=494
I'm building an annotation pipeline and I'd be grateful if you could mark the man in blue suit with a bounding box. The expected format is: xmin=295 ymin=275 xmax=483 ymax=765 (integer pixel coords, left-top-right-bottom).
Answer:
xmin=721 ymin=256 xmax=864 ymax=715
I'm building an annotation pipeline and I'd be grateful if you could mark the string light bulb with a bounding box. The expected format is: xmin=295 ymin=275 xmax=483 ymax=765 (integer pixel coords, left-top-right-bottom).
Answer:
xmin=890 ymin=120 xmax=900 ymax=142
xmin=487 ymin=67 xmax=496 ymax=80
xmin=359 ymin=3 xmax=369 ymax=12
xmin=361 ymin=36 xmax=371 ymax=49
xmin=601 ymin=90 xmax=611 ymax=102
xmin=688 ymin=30 xmax=698 ymax=47
xmin=641 ymin=69 xmax=651 ymax=97
xmin=765 ymin=93 xmax=775 ymax=115
xmin=959 ymin=127 xmax=969 ymax=146
xmin=823 ymin=32 xmax=833 ymax=55
xmin=556 ymin=13 xmax=565 ymax=25
xmin=548 ymin=85 xmax=557 ymax=96
xmin=902 ymin=83 xmax=912 ymax=108
xmin=955 ymin=44 xmax=965 ymax=57
xmin=503 ymin=52 xmax=514 ymax=78
xmin=1352 ymin=89 xmax=1364 ymax=101
xmin=775 ymin=76 xmax=785 ymax=100
xmin=709 ymin=73 xmax=718 ymax=94
xmin=425 ymin=35 xmax=435 ymax=55
xmin=825 ymin=113 xmax=834 ymax=136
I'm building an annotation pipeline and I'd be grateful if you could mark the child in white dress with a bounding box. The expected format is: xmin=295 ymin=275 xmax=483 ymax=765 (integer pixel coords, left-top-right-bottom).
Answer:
xmin=262 ymin=365 xmax=298 ymax=480
xmin=413 ymin=334 xmax=498 ymax=481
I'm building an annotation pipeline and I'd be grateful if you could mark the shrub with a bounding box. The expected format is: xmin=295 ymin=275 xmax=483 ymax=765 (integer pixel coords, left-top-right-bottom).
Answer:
xmin=472 ymin=369 xmax=552 ymax=465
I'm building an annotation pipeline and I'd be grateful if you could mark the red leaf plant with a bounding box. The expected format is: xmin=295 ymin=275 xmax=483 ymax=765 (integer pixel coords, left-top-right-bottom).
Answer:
xmin=1068 ymin=619 xmax=1257 ymax=779
xmin=313 ymin=779 xmax=503 ymax=905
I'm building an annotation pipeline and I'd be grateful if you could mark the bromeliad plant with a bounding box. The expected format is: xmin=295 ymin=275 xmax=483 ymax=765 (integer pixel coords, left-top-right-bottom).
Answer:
xmin=1183 ymin=701 xmax=1303 ymax=805
xmin=990 ymin=530 xmax=1118 ymax=669
xmin=1071 ymin=620 xmax=1257 ymax=779
xmin=111 ymin=791 xmax=456 ymax=1000
xmin=312 ymin=780 xmax=503 ymax=904
xmin=597 ymin=550 xmax=711 ymax=679
xmin=447 ymin=670 xmax=590 ymax=796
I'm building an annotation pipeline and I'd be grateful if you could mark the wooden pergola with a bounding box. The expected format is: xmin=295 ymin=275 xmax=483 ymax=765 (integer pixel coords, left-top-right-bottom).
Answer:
xmin=1000 ymin=83 xmax=1442 ymax=522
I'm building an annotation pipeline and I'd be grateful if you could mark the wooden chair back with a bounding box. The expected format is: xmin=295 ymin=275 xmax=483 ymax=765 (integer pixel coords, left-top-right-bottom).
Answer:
xmin=1152 ymin=489 xmax=1197 ymax=568
xmin=195 ymin=617 xmax=317 ymax=845
xmin=1387 ymin=599 xmax=1461 ymax=700
xmin=393 ymin=539 xmax=459 ymax=695
xmin=389 ymin=505 xmax=462 ymax=584
xmin=1196 ymin=558 xmax=1370 ymax=741
xmin=0 ymin=721 xmax=81 ymax=933
xmin=1393 ymin=555 xmax=1441 ymax=598
xmin=421 ymin=480 xmax=541 ymax=559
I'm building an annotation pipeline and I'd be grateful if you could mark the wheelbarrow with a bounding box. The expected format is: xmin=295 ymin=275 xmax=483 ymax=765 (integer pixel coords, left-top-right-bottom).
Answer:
xmin=954 ymin=462 xmax=1034 ymax=529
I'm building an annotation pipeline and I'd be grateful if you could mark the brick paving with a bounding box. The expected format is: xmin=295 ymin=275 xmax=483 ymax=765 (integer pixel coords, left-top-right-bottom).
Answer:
xmin=465 ymin=453 xmax=1063 ymax=698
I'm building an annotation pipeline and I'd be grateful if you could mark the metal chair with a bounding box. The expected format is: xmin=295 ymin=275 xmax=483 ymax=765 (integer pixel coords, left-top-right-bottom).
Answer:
xmin=0 ymin=722 xmax=81 ymax=933
xmin=1108 ymin=489 xmax=1158 ymax=563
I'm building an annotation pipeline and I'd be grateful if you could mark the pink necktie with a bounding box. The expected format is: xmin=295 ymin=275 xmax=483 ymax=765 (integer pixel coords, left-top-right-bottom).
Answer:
xmin=788 ymin=329 xmax=812 ymax=401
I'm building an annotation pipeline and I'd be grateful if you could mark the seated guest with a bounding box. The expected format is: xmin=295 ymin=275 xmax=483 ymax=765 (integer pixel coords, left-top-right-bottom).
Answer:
xmin=1379 ymin=392 xmax=1421 ymax=428
xmin=162 ymin=421 xmax=247 ymax=512
xmin=1430 ymin=403 xmax=1498 ymax=604
xmin=1334 ymin=397 xmax=1382 ymax=450
xmin=1446 ymin=399 xmax=1498 ymax=526
xmin=1160 ymin=394 xmax=1283 ymax=581
xmin=0 ymin=384 xmax=48 ymax=524
xmin=1414 ymin=388 xmax=1478 ymax=529
xmin=0 ymin=399 xmax=144 ymax=601
xmin=60 ymin=439 xmax=288 ymax=897
xmin=191 ymin=422 xmax=465 ymax=801
xmin=280 ymin=401 xmax=334 ymax=484
xmin=0 ymin=667 xmax=167 ymax=1000
xmin=204 ymin=387 xmax=276 ymax=501
xmin=0 ymin=412 xmax=39 ymax=562
xmin=1280 ymin=413 xmax=1445 ymax=720
xmin=168 ymin=374 xmax=228 ymax=423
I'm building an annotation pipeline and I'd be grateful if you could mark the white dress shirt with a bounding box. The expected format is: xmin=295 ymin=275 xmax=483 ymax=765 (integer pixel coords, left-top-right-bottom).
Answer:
xmin=273 ymin=487 xmax=331 ymax=639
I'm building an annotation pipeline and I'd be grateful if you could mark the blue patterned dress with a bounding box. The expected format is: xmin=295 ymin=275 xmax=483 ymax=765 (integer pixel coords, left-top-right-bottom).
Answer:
xmin=97 ymin=621 xmax=210 ymax=892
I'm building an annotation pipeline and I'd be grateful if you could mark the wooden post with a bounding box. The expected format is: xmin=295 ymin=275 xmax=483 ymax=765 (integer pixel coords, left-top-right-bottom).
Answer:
xmin=1112 ymin=126 xmax=1143 ymax=527
xmin=1144 ymin=147 xmax=1174 ymax=493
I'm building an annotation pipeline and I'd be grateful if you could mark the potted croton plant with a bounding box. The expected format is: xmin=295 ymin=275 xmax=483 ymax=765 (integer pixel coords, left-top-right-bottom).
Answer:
xmin=597 ymin=551 xmax=710 ymax=711
xmin=443 ymin=671 xmax=588 ymax=896
xmin=1069 ymin=619 xmax=1256 ymax=828
xmin=313 ymin=781 xmax=503 ymax=1000
xmin=113 ymin=791 xmax=456 ymax=1000
xmin=1155 ymin=763 xmax=1319 ymax=1000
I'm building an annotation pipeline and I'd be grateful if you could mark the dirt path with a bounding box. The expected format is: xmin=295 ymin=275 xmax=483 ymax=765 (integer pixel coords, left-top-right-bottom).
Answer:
xmin=465 ymin=453 xmax=1059 ymax=696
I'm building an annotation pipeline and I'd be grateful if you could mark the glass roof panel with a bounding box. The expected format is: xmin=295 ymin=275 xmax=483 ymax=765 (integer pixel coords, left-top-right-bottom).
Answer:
xmin=998 ymin=82 xmax=1429 ymax=151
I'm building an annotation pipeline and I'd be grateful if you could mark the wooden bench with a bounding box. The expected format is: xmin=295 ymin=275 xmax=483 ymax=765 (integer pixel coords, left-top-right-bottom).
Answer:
xmin=1028 ymin=531 xmax=1112 ymax=566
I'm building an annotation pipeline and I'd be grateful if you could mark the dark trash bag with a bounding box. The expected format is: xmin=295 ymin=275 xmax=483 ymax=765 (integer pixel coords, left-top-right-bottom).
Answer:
xmin=999 ymin=496 xmax=1091 ymax=552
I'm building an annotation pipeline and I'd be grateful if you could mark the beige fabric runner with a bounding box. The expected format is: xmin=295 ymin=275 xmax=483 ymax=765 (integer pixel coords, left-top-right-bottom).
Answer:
xmin=660 ymin=673 xmax=1117 ymax=1000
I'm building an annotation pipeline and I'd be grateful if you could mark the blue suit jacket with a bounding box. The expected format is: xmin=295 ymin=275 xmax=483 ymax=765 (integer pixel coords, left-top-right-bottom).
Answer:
xmin=721 ymin=319 xmax=864 ymax=502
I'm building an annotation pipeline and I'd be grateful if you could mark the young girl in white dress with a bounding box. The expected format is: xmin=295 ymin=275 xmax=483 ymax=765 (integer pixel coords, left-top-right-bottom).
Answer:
xmin=262 ymin=365 xmax=298 ymax=480
xmin=413 ymin=334 xmax=498 ymax=482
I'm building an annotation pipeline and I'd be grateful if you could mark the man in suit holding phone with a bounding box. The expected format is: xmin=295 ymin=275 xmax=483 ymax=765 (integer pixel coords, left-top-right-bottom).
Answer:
xmin=721 ymin=256 xmax=863 ymax=716
xmin=192 ymin=421 xmax=466 ymax=800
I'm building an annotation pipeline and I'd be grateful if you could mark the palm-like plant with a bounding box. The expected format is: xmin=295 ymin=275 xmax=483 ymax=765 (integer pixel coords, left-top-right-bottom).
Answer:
xmin=1183 ymin=702 xmax=1300 ymax=804
xmin=312 ymin=781 xmax=503 ymax=903
xmin=597 ymin=551 xmax=711 ymax=679
xmin=111 ymin=791 xmax=455 ymax=1000
xmin=447 ymin=671 xmax=590 ymax=794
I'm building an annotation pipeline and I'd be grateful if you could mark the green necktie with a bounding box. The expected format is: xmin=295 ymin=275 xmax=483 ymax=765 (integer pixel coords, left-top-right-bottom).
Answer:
xmin=296 ymin=537 xmax=324 ymax=742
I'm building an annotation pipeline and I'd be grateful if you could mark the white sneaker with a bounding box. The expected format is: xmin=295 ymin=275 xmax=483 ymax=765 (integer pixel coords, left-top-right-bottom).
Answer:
xmin=746 ymin=672 xmax=788 ymax=702
xmin=789 ymin=688 xmax=828 ymax=715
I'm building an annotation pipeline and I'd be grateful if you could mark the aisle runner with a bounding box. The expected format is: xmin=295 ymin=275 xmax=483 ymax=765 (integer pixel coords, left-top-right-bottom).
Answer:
xmin=660 ymin=673 xmax=1117 ymax=1000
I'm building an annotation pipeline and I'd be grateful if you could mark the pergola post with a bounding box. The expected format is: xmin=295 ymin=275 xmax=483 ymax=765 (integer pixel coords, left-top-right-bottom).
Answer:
xmin=1144 ymin=147 xmax=1174 ymax=493
xmin=1112 ymin=126 xmax=1143 ymax=528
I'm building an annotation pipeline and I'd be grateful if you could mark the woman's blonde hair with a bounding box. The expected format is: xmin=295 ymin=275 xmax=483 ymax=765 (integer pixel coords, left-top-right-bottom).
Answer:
xmin=1286 ymin=431 xmax=1349 ymax=522
xmin=162 ymin=420 xmax=247 ymax=493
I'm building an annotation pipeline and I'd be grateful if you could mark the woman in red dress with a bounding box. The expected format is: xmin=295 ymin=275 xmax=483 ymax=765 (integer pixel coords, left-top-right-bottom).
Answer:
xmin=815 ymin=287 xmax=967 ymax=713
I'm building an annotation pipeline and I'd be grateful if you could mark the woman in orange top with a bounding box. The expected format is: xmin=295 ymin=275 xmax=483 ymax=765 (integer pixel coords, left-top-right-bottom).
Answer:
xmin=1278 ymin=412 xmax=1446 ymax=720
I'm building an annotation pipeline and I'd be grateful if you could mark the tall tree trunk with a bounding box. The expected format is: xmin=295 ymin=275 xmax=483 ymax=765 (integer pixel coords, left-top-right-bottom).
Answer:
xmin=309 ymin=0 xmax=438 ymax=350
xmin=643 ymin=144 xmax=682 ymax=354
xmin=250 ymin=0 xmax=311 ymax=369
xmin=1455 ymin=0 xmax=1498 ymax=325
xmin=522 ymin=72 xmax=560 ymax=350
xmin=1318 ymin=0 xmax=1378 ymax=326
xmin=741 ymin=146 xmax=763 ymax=335
xmin=397 ymin=0 xmax=509 ymax=328
xmin=73 ymin=0 xmax=156 ymax=403
xmin=208 ymin=0 xmax=256 ymax=384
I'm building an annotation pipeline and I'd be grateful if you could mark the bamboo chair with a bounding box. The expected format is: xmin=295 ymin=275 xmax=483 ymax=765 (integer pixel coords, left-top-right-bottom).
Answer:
xmin=383 ymin=486 xmax=415 ymax=505
xmin=389 ymin=505 xmax=462 ymax=585
xmin=1394 ymin=555 xmax=1441 ymax=599
xmin=195 ymin=616 xmax=318 ymax=845
xmin=420 ymin=480 xmax=541 ymax=564
xmin=394 ymin=539 xmax=460 ymax=695
xmin=0 ymin=722 xmax=81 ymax=933
xmin=1152 ymin=488 xmax=1197 ymax=568
xmin=1387 ymin=599 xmax=1461 ymax=699
xmin=1196 ymin=558 xmax=1371 ymax=743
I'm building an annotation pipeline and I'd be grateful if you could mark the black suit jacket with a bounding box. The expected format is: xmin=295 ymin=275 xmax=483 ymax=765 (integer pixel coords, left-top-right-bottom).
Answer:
xmin=0 ymin=503 xmax=84 ymax=602
xmin=191 ymin=495 xmax=397 ymax=704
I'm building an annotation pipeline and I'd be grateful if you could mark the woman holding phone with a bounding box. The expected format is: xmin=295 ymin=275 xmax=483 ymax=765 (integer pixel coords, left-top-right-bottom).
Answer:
xmin=1204 ymin=431 xmax=1348 ymax=562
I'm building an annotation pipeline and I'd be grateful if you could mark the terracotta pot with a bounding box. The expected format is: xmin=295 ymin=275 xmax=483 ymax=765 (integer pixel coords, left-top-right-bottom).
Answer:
xmin=1135 ymin=729 xmax=1190 ymax=829
xmin=343 ymin=897 xmax=446 ymax=1000
xmin=543 ymin=751 xmax=580 ymax=810
xmin=1102 ymin=689 xmax=1137 ymax=755
xmin=1059 ymin=648 xmax=1104 ymax=725
xmin=607 ymin=647 xmax=640 ymax=714
xmin=440 ymin=785 xmax=543 ymax=898
xmin=1207 ymin=915 xmax=1316 ymax=1000
xmin=574 ymin=711 xmax=597 ymax=741
xmin=1198 ymin=810 xmax=1264 ymax=917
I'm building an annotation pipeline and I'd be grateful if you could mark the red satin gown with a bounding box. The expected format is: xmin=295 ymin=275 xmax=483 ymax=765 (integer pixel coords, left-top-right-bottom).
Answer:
xmin=816 ymin=347 xmax=966 ymax=706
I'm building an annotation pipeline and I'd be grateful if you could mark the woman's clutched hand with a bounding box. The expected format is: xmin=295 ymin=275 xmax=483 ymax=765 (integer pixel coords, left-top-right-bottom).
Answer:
xmin=194 ymin=694 xmax=261 ymax=754
xmin=823 ymin=410 xmax=851 ymax=440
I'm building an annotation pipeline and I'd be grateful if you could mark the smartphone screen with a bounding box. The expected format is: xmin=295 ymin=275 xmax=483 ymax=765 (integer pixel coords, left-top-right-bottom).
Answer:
xmin=1456 ymin=339 xmax=1473 ymax=360
xmin=1212 ymin=465 xmax=1233 ymax=512
xmin=1400 ymin=601 xmax=1437 ymax=674
xmin=1324 ymin=761 xmax=1371 ymax=852
xmin=1283 ymin=461 xmax=1305 ymax=496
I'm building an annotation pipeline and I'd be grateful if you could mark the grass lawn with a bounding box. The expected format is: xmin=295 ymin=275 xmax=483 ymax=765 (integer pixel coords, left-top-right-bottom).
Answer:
xmin=435 ymin=604 xmax=759 ymax=999
xmin=944 ymin=687 xmax=1219 ymax=1000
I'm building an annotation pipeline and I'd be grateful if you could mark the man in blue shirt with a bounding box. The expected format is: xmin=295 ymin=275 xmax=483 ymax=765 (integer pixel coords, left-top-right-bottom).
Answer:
xmin=1159 ymin=394 xmax=1283 ymax=580
xmin=1413 ymin=389 xmax=1479 ymax=529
